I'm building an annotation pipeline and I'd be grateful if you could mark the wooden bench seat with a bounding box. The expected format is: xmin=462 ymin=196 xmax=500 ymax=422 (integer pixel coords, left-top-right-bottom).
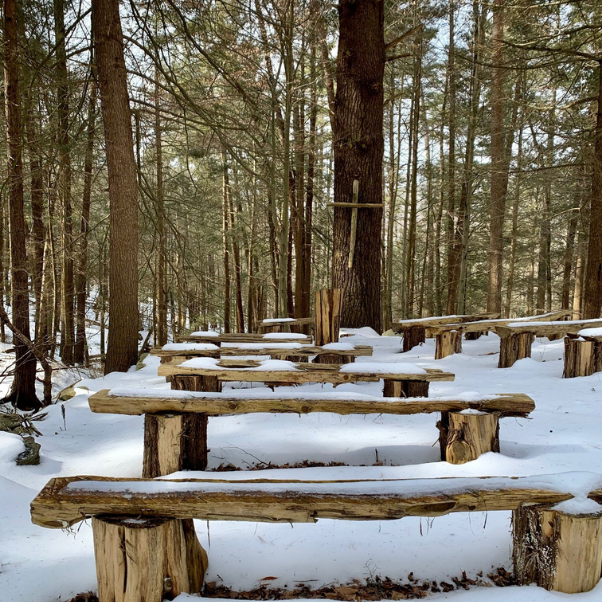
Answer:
xmin=89 ymin=388 xmax=534 ymax=473
xmin=258 ymin=317 xmax=313 ymax=332
xmin=150 ymin=342 xmax=373 ymax=365
xmin=178 ymin=332 xmax=312 ymax=345
xmin=428 ymin=310 xmax=573 ymax=360
xmin=496 ymin=319 xmax=602 ymax=368
xmin=391 ymin=313 xmax=498 ymax=352
xmin=156 ymin=359 xmax=454 ymax=399
xmin=31 ymin=473 xmax=602 ymax=600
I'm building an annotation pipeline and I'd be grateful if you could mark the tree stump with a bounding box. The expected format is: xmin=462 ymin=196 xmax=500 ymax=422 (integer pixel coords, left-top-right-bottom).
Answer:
xmin=171 ymin=374 xmax=221 ymax=393
xmin=464 ymin=331 xmax=482 ymax=340
xmin=437 ymin=411 xmax=500 ymax=464
xmin=401 ymin=326 xmax=425 ymax=352
xmin=563 ymin=337 xmax=597 ymax=378
xmin=513 ymin=504 xmax=602 ymax=593
xmin=143 ymin=413 xmax=209 ymax=476
xmin=383 ymin=379 xmax=429 ymax=398
xmin=498 ymin=333 xmax=535 ymax=368
xmin=92 ymin=516 xmax=207 ymax=602
xmin=314 ymin=288 xmax=342 ymax=346
xmin=435 ymin=331 xmax=462 ymax=359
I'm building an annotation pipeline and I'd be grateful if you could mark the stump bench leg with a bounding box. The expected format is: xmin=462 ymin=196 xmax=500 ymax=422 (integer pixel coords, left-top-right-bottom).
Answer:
xmin=383 ymin=379 xmax=429 ymax=398
xmin=435 ymin=331 xmax=462 ymax=359
xmin=437 ymin=411 xmax=500 ymax=464
xmin=498 ymin=333 xmax=535 ymax=368
xmin=171 ymin=375 xmax=221 ymax=393
xmin=143 ymin=413 xmax=209 ymax=476
xmin=513 ymin=505 xmax=602 ymax=593
xmin=464 ymin=331 xmax=482 ymax=340
xmin=402 ymin=326 xmax=426 ymax=352
xmin=93 ymin=516 xmax=207 ymax=602
xmin=563 ymin=338 xmax=596 ymax=378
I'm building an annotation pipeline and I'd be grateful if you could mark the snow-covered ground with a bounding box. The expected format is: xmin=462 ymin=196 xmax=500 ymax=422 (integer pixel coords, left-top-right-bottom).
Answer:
xmin=1 ymin=331 xmax=601 ymax=602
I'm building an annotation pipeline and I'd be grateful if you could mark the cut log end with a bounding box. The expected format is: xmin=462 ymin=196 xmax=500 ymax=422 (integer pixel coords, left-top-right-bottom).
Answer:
xmin=438 ymin=411 xmax=500 ymax=464
xmin=92 ymin=516 xmax=207 ymax=602
xmin=513 ymin=504 xmax=602 ymax=593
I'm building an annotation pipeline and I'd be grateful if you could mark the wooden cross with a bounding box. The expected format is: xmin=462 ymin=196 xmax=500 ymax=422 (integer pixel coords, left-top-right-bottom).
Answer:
xmin=327 ymin=179 xmax=384 ymax=268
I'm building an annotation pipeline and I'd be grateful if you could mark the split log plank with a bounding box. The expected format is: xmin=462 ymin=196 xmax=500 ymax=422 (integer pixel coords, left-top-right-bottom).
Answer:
xmin=89 ymin=390 xmax=534 ymax=418
xmin=32 ymin=474 xmax=602 ymax=529
xmin=314 ymin=289 xmax=342 ymax=346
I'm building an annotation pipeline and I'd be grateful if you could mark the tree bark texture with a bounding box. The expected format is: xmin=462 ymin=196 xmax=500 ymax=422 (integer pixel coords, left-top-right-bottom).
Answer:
xmin=93 ymin=0 xmax=140 ymax=374
xmin=3 ymin=0 xmax=40 ymax=411
xmin=332 ymin=0 xmax=384 ymax=331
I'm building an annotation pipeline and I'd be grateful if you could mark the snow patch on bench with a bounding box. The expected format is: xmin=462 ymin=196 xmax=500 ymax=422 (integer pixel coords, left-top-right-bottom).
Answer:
xmin=180 ymin=358 xmax=299 ymax=371
xmin=162 ymin=343 xmax=219 ymax=351
xmin=340 ymin=362 xmax=426 ymax=374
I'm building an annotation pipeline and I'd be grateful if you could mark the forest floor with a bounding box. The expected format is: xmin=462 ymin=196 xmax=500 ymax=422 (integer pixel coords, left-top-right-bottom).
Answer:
xmin=1 ymin=329 xmax=601 ymax=602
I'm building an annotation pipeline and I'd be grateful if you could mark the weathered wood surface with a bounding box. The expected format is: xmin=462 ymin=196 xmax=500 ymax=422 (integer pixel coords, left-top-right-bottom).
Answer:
xmin=498 ymin=333 xmax=536 ymax=368
xmin=258 ymin=317 xmax=314 ymax=332
xmin=177 ymin=333 xmax=311 ymax=345
xmin=563 ymin=337 xmax=601 ymax=378
xmin=496 ymin=318 xmax=602 ymax=338
xmin=439 ymin=411 xmax=500 ymax=464
xmin=89 ymin=389 xmax=534 ymax=418
xmin=435 ymin=331 xmax=463 ymax=359
xmin=32 ymin=474 xmax=602 ymax=529
xmin=314 ymin=289 xmax=342 ymax=346
xmin=93 ymin=516 xmax=207 ymax=602
xmin=392 ymin=313 xmax=499 ymax=332
xmin=151 ymin=345 xmax=373 ymax=359
xmin=513 ymin=504 xmax=602 ymax=593
xmin=401 ymin=325 xmax=426 ymax=352
xmin=143 ymin=413 xmax=209 ymax=477
xmin=156 ymin=362 xmax=454 ymax=385
xmin=427 ymin=310 xmax=573 ymax=336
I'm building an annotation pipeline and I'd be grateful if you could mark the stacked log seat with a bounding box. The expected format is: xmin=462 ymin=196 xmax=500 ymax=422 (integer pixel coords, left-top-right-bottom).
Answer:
xmin=89 ymin=388 xmax=533 ymax=473
xmin=31 ymin=473 xmax=602 ymax=601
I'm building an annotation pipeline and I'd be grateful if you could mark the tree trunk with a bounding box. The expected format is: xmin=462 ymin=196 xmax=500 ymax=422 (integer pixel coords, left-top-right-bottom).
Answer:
xmin=222 ymin=151 xmax=232 ymax=332
xmin=93 ymin=0 xmax=139 ymax=374
xmin=332 ymin=0 xmax=384 ymax=331
xmin=74 ymin=76 xmax=97 ymax=364
xmin=156 ymin=73 xmax=168 ymax=346
xmin=486 ymin=0 xmax=506 ymax=314
xmin=2 ymin=0 xmax=39 ymax=410
xmin=583 ymin=61 xmax=602 ymax=318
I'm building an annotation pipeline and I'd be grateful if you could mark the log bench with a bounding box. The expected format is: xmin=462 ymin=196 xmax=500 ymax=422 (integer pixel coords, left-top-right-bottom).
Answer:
xmin=156 ymin=359 xmax=454 ymax=399
xmin=428 ymin=310 xmax=573 ymax=360
xmin=31 ymin=473 xmax=602 ymax=601
xmin=88 ymin=388 xmax=534 ymax=473
xmin=258 ymin=317 xmax=314 ymax=333
xmin=563 ymin=328 xmax=602 ymax=378
xmin=177 ymin=332 xmax=312 ymax=345
xmin=391 ymin=313 xmax=498 ymax=352
xmin=150 ymin=342 xmax=373 ymax=365
xmin=496 ymin=319 xmax=602 ymax=368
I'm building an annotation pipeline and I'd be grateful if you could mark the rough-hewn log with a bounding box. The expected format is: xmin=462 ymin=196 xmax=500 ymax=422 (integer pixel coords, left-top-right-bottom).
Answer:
xmin=178 ymin=334 xmax=310 ymax=344
xmin=498 ymin=333 xmax=535 ymax=368
xmin=152 ymin=345 xmax=372 ymax=360
xmin=563 ymin=337 xmax=597 ymax=378
xmin=383 ymin=380 xmax=429 ymax=398
xmin=92 ymin=515 xmax=207 ymax=602
xmin=496 ymin=318 xmax=602 ymax=339
xmin=89 ymin=389 xmax=535 ymax=418
xmin=31 ymin=474 xmax=602 ymax=529
xmin=143 ymin=413 xmax=209 ymax=477
xmin=313 ymin=353 xmax=354 ymax=365
xmin=314 ymin=288 xmax=342 ymax=346
xmin=392 ymin=313 xmax=499 ymax=333
xmin=158 ymin=363 xmax=454 ymax=386
xmin=438 ymin=411 xmax=500 ymax=464
xmin=513 ymin=504 xmax=602 ymax=593
xmin=435 ymin=331 xmax=462 ymax=359
xmin=401 ymin=325 xmax=426 ymax=352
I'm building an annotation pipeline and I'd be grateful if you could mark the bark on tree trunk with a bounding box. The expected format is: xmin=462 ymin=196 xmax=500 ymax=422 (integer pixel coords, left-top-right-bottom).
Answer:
xmin=2 ymin=0 xmax=40 ymax=411
xmin=583 ymin=62 xmax=602 ymax=319
xmin=332 ymin=0 xmax=384 ymax=331
xmin=93 ymin=0 xmax=139 ymax=374
xmin=487 ymin=0 xmax=506 ymax=314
